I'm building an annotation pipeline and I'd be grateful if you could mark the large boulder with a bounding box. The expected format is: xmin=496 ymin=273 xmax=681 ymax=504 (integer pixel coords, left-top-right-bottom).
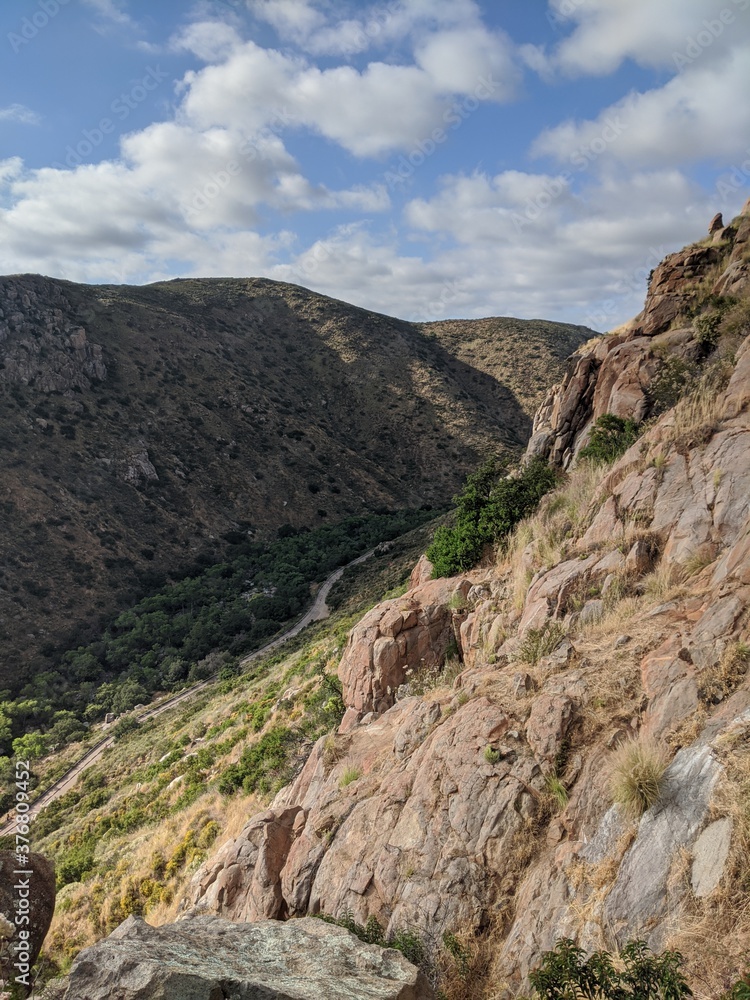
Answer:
xmin=0 ymin=851 xmax=55 ymax=992
xmin=50 ymin=914 xmax=434 ymax=1000
xmin=337 ymin=576 xmax=471 ymax=730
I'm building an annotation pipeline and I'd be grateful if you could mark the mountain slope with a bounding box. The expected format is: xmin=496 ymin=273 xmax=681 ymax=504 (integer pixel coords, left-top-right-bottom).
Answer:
xmin=0 ymin=274 xmax=592 ymax=687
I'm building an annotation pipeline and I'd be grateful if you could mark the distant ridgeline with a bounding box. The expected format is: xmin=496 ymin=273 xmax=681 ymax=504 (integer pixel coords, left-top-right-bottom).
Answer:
xmin=0 ymin=273 xmax=593 ymax=694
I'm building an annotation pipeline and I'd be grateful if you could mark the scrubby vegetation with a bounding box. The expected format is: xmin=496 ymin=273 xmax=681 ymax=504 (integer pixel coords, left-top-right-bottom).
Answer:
xmin=428 ymin=458 xmax=558 ymax=576
xmin=578 ymin=414 xmax=640 ymax=465
xmin=526 ymin=938 xmax=693 ymax=999
xmin=610 ymin=736 xmax=669 ymax=817
xmin=0 ymin=507 xmax=436 ymax=811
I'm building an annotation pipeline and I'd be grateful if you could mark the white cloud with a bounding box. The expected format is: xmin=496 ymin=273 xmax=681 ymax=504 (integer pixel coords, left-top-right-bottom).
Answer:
xmin=177 ymin=29 xmax=517 ymax=158
xmin=172 ymin=21 xmax=244 ymax=62
xmin=415 ymin=27 xmax=518 ymax=100
xmin=546 ymin=0 xmax=750 ymax=76
xmin=0 ymin=104 xmax=41 ymax=126
xmin=250 ymin=0 xmax=488 ymax=56
xmin=532 ymin=46 xmax=750 ymax=169
xmin=81 ymin=0 xmax=137 ymax=28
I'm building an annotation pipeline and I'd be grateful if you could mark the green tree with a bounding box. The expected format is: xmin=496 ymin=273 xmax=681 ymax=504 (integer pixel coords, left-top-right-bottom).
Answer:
xmin=12 ymin=731 xmax=48 ymax=760
xmin=428 ymin=458 xmax=557 ymax=577
xmin=528 ymin=938 xmax=692 ymax=1000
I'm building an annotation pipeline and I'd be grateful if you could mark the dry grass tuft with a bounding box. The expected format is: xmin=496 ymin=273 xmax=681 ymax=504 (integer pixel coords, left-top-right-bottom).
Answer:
xmin=698 ymin=640 xmax=750 ymax=705
xmin=610 ymin=736 xmax=670 ymax=817
xmin=503 ymin=463 xmax=608 ymax=608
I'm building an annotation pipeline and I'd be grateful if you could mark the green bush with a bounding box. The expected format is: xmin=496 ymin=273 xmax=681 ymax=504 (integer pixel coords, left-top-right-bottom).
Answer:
xmin=316 ymin=912 xmax=428 ymax=975
xmin=648 ymin=357 xmax=700 ymax=416
xmin=528 ymin=938 xmax=692 ymax=999
xmin=428 ymin=459 xmax=558 ymax=577
xmin=578 ymin=414 xmax=640 ymax=465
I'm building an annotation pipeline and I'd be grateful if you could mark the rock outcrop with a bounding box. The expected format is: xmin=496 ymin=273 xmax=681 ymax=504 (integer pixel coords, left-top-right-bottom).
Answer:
xmin=527 ymin=202 xmax=750 ymax=469
xmin=0 ymin=277 xmax=106 ymax=391
xmin=182 ymin=212 xmax=750 ymax=995
xmin=337 ymin=576 xmax=471 ymax=730
xmin=0 ymin=851 xmax=56 ymax=992
xmin=45 ymin=914 xmax=434 ymax=999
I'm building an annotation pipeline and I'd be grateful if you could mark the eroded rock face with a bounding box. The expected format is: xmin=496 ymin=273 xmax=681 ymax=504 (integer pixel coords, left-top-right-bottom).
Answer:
xmin=526 ymin=204 xmax=750 ymax=469
xmin=52 ymin=915 xmax=434 ymax=1000
xmin=0 ymin=852 xmax=56 ymax=991
xmin=0 ymin=277 xmax=106 ymax=392
xmin=337 ymin=577 xmax=471 ymax=730
xmin=187 ymin=695 xmax=544 ymax=941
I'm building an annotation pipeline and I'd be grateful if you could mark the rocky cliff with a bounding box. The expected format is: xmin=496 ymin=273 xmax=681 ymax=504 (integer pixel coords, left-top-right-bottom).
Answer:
xmin=527 ymin=200 xmax=750 ymax=469
xmin=175 ymin=208 xmax=750 ymax=996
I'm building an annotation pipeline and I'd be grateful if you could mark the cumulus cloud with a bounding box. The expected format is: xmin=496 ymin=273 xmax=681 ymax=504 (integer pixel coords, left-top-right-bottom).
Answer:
xmin=532 ymin=46 xmax=750 ymax=169
xmin=250 ymin=0 xmax=487 ymax=56
xmin=543 ymin=0 xmax=750 ymax=75
xmin=176 ymin=31 xmax=516 ymax=158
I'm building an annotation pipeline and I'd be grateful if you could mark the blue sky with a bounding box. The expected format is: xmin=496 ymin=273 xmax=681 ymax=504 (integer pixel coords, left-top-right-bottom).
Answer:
xmin=0 ymin=0 xmax=748 ymax=329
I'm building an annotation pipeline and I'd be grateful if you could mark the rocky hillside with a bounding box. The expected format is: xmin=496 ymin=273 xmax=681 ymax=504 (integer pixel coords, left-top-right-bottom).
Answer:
xmin=159 ymin=204 xmax=750 ymax=995
xmin=27 ymin=203 xmax=750 ymax=999
xmin=0 ymin=275 xmax=591 ymax=689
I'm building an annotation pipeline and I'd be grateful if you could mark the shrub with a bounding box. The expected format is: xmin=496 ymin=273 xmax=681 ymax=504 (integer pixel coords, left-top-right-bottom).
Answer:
xmin=518 ymin=621 xmax=566 ymax=666
xmin=648 ymin=358 xmax=699 ymax=416
xmin=528 ymin=938 xmax=693 ymax=999
xmin=610 ymin=736 xmax=669 ymax=817
xmin=578 ymin=414 xmax=640 ymax=465
xmin=694 ymin=310 xmax=722 ymax=351
xmin=316 ymin=912 xmax=429 ymax=976
xmin=428 ymin=459 xmax=558 ymax=577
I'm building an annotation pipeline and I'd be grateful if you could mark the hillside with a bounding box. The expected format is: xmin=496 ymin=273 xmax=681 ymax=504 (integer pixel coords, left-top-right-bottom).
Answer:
xmin=24 ymin=204 xmax=750 ymax=999
xmin=0 ymin=274 xmax=592 ymax=689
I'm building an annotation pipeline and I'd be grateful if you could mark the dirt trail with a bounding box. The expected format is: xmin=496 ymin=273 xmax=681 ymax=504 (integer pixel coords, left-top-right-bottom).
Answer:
xmin=0 ymin=549 xmax=375 ymax=839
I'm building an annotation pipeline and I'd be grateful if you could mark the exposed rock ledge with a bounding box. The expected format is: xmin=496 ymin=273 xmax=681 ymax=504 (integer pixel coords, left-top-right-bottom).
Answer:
xmin=43 ymin=914 xmax=434 ymax=1000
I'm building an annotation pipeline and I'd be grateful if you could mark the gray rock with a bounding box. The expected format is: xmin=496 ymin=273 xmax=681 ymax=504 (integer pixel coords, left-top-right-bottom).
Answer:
xmin=580 ymin=600 xmax=604 ymax=625
xmin=603 ymin=744 xmax=721 ymax=947
xmin=54 ymin=915 xmax=434 ymax=1000
xmin=614 ymin=635 xmax=632 ymax=649
xmin=0 ymin=851 xmax=56 ymax=990
xmin=691 ymin=817 xmax=733 ymax=897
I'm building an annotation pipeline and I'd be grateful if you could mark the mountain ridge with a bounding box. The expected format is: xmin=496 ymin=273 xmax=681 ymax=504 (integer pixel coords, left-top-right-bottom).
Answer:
xmin=0 ymin=273 xmax=592 ymax=687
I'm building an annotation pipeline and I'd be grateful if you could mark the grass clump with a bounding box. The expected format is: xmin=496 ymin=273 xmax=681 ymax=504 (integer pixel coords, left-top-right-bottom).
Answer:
xmin=698 ymin=641 xmax=750 ymax=705
xmin=610 ymin=736 xmax=669 ymax=818
xmin=544 ymin=774 xmax=569 ymax=811
xmin=339 ymin=766 xmax=362 ymax=788
xmin=578 ymin=414 xmax=640 ymax=465
xmin=518 ymin=621 xmax=566 ymax=666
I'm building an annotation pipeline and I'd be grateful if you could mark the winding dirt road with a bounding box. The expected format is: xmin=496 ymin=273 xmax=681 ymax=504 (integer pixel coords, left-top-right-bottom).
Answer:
xmin=0 ymin=549 xmax=374 ymax=839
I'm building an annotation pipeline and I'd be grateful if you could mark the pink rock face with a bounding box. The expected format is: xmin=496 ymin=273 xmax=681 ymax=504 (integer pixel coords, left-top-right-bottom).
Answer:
xmin=187 ymin=696 xmax=545 ymax=944
xmin=337 ymin=576 xmax=471 ymax=724
xmin=637 ymin=244 xmax=723 ymax=337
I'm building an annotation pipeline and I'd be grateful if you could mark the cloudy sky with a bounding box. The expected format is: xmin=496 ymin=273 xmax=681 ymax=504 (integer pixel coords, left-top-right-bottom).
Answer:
xmin=0 ymin=0 xmax=748 ymax=329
